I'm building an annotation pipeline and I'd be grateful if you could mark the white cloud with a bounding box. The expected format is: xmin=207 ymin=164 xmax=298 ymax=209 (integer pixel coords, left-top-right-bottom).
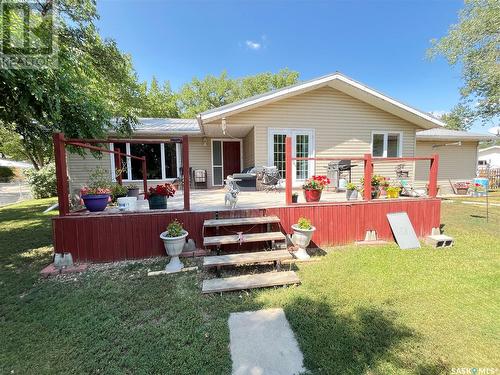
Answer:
xmin=245 ymin=40 xmax=261 ymax=50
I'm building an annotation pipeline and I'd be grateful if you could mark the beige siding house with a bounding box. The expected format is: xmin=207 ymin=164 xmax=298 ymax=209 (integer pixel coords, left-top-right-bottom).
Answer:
xmin=66 ymin=73 xmax=490 ymax=194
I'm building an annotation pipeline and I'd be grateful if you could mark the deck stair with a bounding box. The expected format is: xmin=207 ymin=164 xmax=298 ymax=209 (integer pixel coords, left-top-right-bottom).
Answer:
xmin=201 ymin=215 xmax=299 ymax=293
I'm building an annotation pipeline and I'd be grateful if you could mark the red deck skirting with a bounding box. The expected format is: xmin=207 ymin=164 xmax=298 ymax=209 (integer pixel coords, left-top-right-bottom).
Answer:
xmin=52 ymin=199 xmax=441 ymax=262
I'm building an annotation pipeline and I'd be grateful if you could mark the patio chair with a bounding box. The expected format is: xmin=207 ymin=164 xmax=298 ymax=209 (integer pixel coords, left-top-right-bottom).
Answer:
xmin=259 ymin=166 xmax=282 ymax=192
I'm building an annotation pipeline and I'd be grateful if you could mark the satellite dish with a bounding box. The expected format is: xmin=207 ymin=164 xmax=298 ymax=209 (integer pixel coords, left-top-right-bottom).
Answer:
xmin=488 ymin=126 xmax=500 ymax=136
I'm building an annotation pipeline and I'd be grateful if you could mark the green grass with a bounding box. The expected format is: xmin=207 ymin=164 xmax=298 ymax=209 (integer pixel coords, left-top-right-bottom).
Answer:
xmin=1 ymin=198 xmax=499 ymax=374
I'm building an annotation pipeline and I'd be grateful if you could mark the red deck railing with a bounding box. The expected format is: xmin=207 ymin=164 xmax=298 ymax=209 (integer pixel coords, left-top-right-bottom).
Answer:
xmin=53 ymin=132 xmax=191 ymax=215
xmin=284 ymin=136 xmax=439 ymax=205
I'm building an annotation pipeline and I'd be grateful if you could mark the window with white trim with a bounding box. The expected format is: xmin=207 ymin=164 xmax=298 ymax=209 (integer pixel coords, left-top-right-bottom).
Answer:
xmin=371 ymin=132 xmax=402 ymax=157
xmin=110 ymin=142 xmax=180 ymax=181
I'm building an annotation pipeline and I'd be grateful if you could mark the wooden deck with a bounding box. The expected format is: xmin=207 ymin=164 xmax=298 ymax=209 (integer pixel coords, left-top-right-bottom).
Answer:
xmin=52 ymin=198 xmax=441 ymax=262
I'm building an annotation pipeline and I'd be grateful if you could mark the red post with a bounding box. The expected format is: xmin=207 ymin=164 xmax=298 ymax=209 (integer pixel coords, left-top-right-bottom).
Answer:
xmin=428 ymin=154 xmax=439 ymax=198
xmin=114 ymin=150 xmax=122 ymax=185
xmin=363 ymin=153 xmax=373 ymax=201
xmin=53 ymin=132 xmax=70 ymax=216
xmin=141 ymin=157 xmax=147 ymax=196
xmin=285 ymin=136 xmax=293 ymax=205
xmin=182 ymin=135 xmax=190 ymax=211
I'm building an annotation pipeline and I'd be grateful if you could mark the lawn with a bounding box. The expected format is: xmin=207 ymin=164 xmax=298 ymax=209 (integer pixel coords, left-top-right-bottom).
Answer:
xmin=1 ymin=198 xmax=499 ymax=374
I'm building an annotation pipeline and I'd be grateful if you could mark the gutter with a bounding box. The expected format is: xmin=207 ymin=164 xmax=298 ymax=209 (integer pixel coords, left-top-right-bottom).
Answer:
xmin=196 ymin=114 xmax=206 ymax=136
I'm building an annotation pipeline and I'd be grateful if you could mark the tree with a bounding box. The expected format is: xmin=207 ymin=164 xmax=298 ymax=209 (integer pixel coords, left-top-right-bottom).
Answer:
xmin=428 ymin=0 xmax=500 ymax=125
xmin=0 ymin=0 xmax=142 ymax=169
xmin=177 ymin=69 xmax=300 ymax=118
xmin=440 ymin=104 xmax=474 ymax=131
xmin=139 ymin=77 xmax=179 ymax=118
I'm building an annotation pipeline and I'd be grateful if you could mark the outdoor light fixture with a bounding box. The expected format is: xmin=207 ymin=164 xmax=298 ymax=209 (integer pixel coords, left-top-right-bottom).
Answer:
xmin=221 ymin=117 xmax=227 ymax=135
xmin=432 ymin=141 xmax=462 ymax=148
xmin=202 ymin=137 xmax=208 ymax=146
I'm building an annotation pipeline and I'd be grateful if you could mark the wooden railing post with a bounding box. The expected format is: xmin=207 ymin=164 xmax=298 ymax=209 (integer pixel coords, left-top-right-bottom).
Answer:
xmin=53 ymin=132 xmax=70 ymax=216
xmin=428 ymin=154 xmax=439 ymax=198
xmin=182 ymin=135 xmax=190 ymax=211
xmin=114 ymin=150 xmax=122 ymax=185
xmin=363 ymin=153 xmax=373 ymax=201
xmin=141 ymin=157 xmax=147 ymax=196
xmin=285 ymin=136 xmax=292 ymax=205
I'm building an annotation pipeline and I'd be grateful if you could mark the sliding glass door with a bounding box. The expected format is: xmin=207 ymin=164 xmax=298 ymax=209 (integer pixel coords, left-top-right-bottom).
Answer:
xmin=268 ymin=129 xmax=314 ymax=185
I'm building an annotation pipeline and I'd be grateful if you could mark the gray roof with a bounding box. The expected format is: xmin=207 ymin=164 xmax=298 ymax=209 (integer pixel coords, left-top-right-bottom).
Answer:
xmin=133 ymin=118 xmax=201 ymax=134
xmin=416 ymin=128 xmax=493 ymax=141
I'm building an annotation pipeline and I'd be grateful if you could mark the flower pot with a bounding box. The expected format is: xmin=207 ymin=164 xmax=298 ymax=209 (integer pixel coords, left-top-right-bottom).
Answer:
xmin=127 ymin=188 xmax=140 ymax=198
xmin=148 ymin=194 xmax=167 ymax=209
xmin=159 ymin=230 xmax=188 ymax=272
xmin=291 ymin=224 xmax=316 ymax=260
xmin=304 ymin=189 xmax=322 ymax=202
xmin=346 ymin=189 xmax=358 ymax=201
xmin=456 ymin=188 xmax=468 ymax=195
xmin=386 ymin=190 xmax=399 ymax=199
xmin=81 ymin=194 xmax=110 ymax=212
xmin=292 ymin=195 xmax=299 ymax=203
xmin=117 ymin=197 xmax=137 ymax=211
xmin=371 ymin=188 xmax=381 ymax=199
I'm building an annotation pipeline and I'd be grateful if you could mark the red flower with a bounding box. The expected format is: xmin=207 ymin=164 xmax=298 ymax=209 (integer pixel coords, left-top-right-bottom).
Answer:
xmin=146 ymin=183 xmax=176 ymax=198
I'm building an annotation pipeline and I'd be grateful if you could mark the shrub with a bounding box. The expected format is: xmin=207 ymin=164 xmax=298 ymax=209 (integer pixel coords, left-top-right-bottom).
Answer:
xmin=165 ymin=219 xmax=184 ymax=237
xmin=0 ymin=166 xmax=15 ymax=182
xmin=25 ymin=163 xmax=57 ymax=199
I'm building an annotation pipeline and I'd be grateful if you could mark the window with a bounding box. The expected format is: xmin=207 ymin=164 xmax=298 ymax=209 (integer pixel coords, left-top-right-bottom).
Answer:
xmin=110 ymin=142 xmax=180 ymax=181
xmin=371 ymin=132 xmax=402 ymax=157
xmin=478 ymin=160 xmax=487 ymax=166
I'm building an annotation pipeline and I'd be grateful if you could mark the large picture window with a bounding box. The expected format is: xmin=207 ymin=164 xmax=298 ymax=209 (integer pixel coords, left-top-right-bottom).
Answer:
xmin=110 ymin=142 xmax=180 ymax=181
xmin=371 ymin=132 xmax=402 ymax=158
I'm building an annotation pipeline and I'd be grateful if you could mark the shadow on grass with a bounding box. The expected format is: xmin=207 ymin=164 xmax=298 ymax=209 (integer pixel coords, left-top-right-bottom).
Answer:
xmin=283 ymin=296 xmax=449 ymax=374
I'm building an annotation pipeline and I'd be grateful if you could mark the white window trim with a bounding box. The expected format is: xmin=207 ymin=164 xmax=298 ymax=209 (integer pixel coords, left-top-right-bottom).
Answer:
xmin=110 ymin=142 xmax=180 ymax=182
xmin=211 ymin=138 xmax=243 ymax=187
xmin=267 ymin=128 xmax=315 ymax=186
xmin=371 ymin=131 xmax=403 ymax=158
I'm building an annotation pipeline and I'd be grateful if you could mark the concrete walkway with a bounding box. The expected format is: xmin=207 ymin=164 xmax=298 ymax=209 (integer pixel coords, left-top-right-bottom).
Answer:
xmin=228 ymin=308 xmax=305 ymax=375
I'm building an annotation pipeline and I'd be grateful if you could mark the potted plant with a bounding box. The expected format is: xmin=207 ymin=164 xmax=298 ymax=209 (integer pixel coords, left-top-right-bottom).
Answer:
xmin=386 ymin=185 xmax=401 ymax=199
xmin=80 ymin=167 xmax=111 ymax=212
xmin=361 ymin=175 xmax=384 ymax=199
xmin=126 ymin=184 xmax=140 ymax=198
xmin=292 ymin=192 xmax=299 ymax=203
xmin=302 ymin=175 xmax=330 ymax=202
xmin=291 ymin=217 xmax=316 ymax=260
xmin=346 ymin=182 xmax=358 ymax=200
xmin=111 ymin=183 xmax=128 ymax=203
xmin=454 ymin=181 xmax=470 ymax=195
xmin=469 ymin=183 xmax=484 ymax=197
xmin=147 ymin=183 xmax=176 ymax=209
xmin=159 ymin=219 xmax=188 ymax=272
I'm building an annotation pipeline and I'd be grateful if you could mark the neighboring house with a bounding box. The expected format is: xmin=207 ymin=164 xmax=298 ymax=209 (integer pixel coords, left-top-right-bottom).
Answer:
xmin=477 ymin=146 xmax=500 ymax=168
xmin=66 ymin=72 xmax=491 ymax=194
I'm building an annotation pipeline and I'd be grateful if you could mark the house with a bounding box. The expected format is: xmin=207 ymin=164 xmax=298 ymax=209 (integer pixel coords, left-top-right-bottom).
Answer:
xmin=478 ymin=146 xmax=500 ymax=168
xmin=67 ymin=72 xmax=491 ymax=195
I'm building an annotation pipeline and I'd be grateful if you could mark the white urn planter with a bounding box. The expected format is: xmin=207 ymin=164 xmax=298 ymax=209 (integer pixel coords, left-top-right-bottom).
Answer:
xmin=159 ymin=230 xmax=189 ymax=272
xmin=291 ymin=224 xmax=316 ymax=260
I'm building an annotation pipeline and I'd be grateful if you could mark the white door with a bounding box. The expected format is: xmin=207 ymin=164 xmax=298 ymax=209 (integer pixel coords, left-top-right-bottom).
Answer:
xmin=268 ymin=129 xmax=315 ymax=186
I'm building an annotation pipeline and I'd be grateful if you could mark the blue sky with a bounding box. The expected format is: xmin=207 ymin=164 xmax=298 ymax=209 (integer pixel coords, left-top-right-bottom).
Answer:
xmin=96 ymin=0 xmax=490 ymax=133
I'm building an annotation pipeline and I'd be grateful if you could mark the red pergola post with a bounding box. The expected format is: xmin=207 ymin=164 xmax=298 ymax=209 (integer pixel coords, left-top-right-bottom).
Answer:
xmin=53 ymin=132 xmax=70 ymax=216
xmin=182 ymin=135 xmax=190 ymax=211
xmin=428 ymin=154 xmax=439 ymax=198
xmin=363 ymin=153 xmax=373 ymax=201
xmin=285 ymin=136 xmax=293 ymax=205
xmin=141 ymin=157 xmax=147 ymax=195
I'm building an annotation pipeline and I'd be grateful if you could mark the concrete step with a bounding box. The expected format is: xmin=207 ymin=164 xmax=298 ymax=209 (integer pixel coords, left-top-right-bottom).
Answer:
xmin=203 ymin=250 xmax=293 ymax=268
xmin=202 ymin=271 xmax=300 ymax=293
xmin=203 ymin=216 xmax=281 ymax=228
xmin=425 ymin=234 xmax=454 ymax=248
xmin=203 ymin=231 xmax=286 ymax=247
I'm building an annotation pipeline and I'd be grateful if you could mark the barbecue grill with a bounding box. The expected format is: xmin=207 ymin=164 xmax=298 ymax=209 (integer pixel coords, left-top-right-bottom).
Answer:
xmin=326 ymin=160 xmax=357 ymax=191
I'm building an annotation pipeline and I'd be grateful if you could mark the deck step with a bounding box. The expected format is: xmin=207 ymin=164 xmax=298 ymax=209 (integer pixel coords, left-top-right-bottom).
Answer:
xmin=202 ymin=271 xmax=300 ymax=293
xmin=203 ymin=216 xmax=280 ymax=228
xmin=203 ymin=231 xmax=286 ymax=247
xmin=203 ymin=250 xmax=293 ymax=268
